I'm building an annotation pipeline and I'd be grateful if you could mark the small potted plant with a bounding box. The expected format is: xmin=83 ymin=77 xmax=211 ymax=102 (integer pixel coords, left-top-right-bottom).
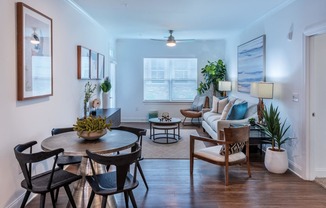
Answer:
xmin=100 ymin=77 xmax=112 ymax=109
xmin=248 ymin=118 xmax=256 ymax=126
xmin=73 ymin=116 xmax=112 ymax=140
xmin=259 ymin=103 xmax=291 ymax=174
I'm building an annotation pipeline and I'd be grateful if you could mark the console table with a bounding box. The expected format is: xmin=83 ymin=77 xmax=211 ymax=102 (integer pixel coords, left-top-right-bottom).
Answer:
xmin=95 ymin=108 xmax=121 ymax=127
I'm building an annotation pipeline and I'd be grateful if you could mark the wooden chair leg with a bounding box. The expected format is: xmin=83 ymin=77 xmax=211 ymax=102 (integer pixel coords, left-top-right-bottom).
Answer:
xmin=21 ymin=191 xmax=31 ymax=208
xmin=225 ymin=164 xmax=229 ymax=186
xmin=136 ymin=161 xmax=149 ymax=190
xmin=101 ymin=196 xmax=108 ymax=208
xmin=64 ymin=185 xmax=77 ymax=208
xmin=40 ymin=194 xmax=46 ymax=208
xmin=124 ymin=191 xmax=129 ymax=208
xmin=129 ymin=190 xmax=137 ymax=208
xmin=182 ymin=117 xmax=187 ymax=125
xmin=87 ymin=191 xmax=95 ymax=208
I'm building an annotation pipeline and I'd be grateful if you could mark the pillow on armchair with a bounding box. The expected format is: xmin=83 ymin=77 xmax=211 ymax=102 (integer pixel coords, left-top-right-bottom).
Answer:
xmin=190 ymin=95 xmax=207 ymax=111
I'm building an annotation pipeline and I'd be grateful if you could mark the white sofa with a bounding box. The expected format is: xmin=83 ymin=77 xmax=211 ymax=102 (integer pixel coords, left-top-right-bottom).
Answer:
xmin=202 ymin=97 xmax=257 ymax=140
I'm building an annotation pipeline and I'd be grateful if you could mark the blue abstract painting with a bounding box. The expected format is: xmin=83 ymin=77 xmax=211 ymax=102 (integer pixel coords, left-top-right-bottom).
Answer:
xmin=237 ymin=35 xmax=266 ymax=93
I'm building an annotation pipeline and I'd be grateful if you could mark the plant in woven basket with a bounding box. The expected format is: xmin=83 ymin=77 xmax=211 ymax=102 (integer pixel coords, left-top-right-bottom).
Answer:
xmin=73 ymin=116 xmax=112 ymax=136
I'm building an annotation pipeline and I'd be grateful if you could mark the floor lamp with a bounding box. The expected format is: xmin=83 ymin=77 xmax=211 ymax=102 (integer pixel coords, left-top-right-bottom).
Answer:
xmin=250 ymin=82 xmax=274 ymax=124
xmin=218 ymin=81 xmax=232 ymax=97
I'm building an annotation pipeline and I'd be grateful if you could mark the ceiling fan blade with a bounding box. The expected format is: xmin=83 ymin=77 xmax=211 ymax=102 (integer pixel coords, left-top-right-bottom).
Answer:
xmin=150 ymin=39 xmax=166 ymax=42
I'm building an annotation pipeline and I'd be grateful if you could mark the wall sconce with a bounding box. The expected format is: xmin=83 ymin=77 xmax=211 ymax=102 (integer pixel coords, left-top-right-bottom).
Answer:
xmin=250 ymin=82 xmax=274 ymax=124
xmin=218 ymin=81 xmax=232 ymax=97
xmin=30 ymin=28 xmax=40 ymax=45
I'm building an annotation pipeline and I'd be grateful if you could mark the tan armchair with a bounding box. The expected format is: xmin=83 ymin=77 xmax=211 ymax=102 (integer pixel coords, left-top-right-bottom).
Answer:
xmin=190 ymin=125 xmax=251 ymax=186
xmin=180 ymin=95 xmax=209 ymax=125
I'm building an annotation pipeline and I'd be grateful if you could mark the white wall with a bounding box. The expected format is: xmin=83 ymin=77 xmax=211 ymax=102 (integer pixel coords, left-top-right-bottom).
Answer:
xmin=116 ymin=39 xmax=225 ymax=121
xmin=225 ymin=0 xmax=326 ymax=179
xmin=0 ymin=0 xmax=113 ymax=207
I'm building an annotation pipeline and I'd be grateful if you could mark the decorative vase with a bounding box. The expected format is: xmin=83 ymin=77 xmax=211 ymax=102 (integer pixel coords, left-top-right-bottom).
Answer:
xmin=102 ymin=92 xmax=110 ymax=109
xmin=77 ymin=129 xmax=107 ymax=141
xmin=264 ymin=147 xmax=288 ymax=174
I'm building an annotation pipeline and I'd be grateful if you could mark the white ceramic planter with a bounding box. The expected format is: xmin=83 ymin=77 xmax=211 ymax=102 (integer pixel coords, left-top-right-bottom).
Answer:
xmin=264 ymin=147 xmax=288 ymax=174
xmin=102 ymin=92 xmax=110 ymax=109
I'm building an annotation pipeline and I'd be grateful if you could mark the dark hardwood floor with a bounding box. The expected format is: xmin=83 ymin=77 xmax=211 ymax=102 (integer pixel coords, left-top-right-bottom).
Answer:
xmin=25 ymin=122 xmax=326 ymax=208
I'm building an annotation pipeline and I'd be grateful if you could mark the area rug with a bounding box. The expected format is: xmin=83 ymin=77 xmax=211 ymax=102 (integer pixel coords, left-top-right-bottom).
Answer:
xmin=315 ymin=178 xmax=326 ymax=189
xmin=141 ymin=129 xmax=205 ymax=159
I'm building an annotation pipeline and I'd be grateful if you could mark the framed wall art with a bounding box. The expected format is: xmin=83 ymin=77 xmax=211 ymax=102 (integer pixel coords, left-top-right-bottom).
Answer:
xmin=237 ymin=35 xmax=266 ymax=93
xmin=17 ymin=2 xmax=53 ymax=100
xmin=98 ymin=53 xmax=105 ymax=79
xmin=90 ymin=50 xmax=98 ymax=79
xmin=77 ymin=45 xmax=90 ymax=79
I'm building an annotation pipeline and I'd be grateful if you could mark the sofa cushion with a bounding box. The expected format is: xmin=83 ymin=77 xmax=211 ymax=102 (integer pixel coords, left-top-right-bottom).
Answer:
xmin=226 ymin=102 xmax=248 ymax=120
xmin=219 ymin=142 xmax=246 ymax=156
xmin=221 ymin=100 xmax=234 ymax=120
xmin=244 ymin=104 xmax=257 ymax=118
xmin=218 ymin=98 xmax=228 ymax=114
xmin=211 ymin=96 xmax=219 ymax=113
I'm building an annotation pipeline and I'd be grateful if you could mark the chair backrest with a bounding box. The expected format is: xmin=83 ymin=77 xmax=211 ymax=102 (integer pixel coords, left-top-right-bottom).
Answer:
xmin=111 ymin=126 xmax=147 ymax=148
xmin=223 ymin=126 xmax=250 ymax=143
xmin=14 ymin=141 xmax=63 ymax=189
xmin=86 ymin=143 xmax=141 ymax=190
xmin=51 ymin=127 xmax=74 ymax=136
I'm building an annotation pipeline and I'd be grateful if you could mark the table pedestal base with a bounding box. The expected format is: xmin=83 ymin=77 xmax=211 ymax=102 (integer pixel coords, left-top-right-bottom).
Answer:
xmin=68 ymin=157 xmax=117 ymax=208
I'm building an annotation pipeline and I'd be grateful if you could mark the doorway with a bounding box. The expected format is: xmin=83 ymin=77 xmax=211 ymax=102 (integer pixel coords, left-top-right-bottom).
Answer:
xmin=307 ymin=28 xmax=326 ymax=180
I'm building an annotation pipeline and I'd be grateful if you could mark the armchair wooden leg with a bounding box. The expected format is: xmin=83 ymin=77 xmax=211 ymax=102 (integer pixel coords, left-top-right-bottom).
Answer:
xmin=225 ymin=164 xmax=229 ymax=186
xmin=247 ymin=159 xmax=251 ymax=178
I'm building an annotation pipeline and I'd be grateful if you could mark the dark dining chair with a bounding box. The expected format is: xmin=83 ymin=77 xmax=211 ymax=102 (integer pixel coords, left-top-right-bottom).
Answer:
xmin=51 ymin=127 xmax=82 ymax=169
xmin=14 ymin=141 xmax=82 ymax=208
xmin=86 ymin=143 xmax=141 ymax=208
xmin=111 ymin=126 xmax=149 ymax=190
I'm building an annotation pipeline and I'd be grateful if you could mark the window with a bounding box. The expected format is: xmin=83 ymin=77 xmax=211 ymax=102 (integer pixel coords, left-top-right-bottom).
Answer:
xmin=144 ymin=58 xmax=197 ymax=101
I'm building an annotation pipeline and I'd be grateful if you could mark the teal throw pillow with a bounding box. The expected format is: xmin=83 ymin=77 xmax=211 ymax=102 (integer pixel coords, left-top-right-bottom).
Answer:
xmin=226 ymin=102 xmax=248 ymax=120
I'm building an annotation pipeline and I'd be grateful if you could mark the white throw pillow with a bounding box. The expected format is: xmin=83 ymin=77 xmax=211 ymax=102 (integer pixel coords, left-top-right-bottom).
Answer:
xmin=211 ymin=96 xmax=219 ymax=113
xmin=221 ymin=100 xmax=235 ymax=120
xmin=218 ymin=98 xmax=228 ymax=114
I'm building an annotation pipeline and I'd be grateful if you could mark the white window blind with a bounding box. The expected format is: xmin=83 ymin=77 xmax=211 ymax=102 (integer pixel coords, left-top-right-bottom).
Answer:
xmin=143 ymin=58 xmax=197 ymax=101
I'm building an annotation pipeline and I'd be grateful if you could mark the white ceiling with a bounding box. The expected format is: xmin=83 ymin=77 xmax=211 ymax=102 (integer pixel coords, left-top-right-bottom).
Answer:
xmin=69 ymin=0 xmax=294 ymax=40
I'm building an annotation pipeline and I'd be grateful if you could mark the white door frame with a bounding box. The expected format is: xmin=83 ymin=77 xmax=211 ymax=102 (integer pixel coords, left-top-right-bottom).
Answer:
xmin=304 ymin=21 xmax=326 ymax=180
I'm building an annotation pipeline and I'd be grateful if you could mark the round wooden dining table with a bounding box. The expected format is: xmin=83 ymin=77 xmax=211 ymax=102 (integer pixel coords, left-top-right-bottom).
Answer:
xmin=41 ymin=130 xmax=138 ymax=208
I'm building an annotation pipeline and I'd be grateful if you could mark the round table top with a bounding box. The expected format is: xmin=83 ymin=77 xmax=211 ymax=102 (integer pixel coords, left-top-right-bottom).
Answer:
xmin=41 ymin=130 xmax=138 ymax=157
xmin=149 ymin=117 xmax=181 ymax=125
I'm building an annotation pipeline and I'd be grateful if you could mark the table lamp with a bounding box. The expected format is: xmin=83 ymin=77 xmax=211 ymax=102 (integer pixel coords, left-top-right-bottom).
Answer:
xmin=218 ymin=81 xmax=232 ymax=97
xmin=250 ymin=82 xmax=274 ymax=124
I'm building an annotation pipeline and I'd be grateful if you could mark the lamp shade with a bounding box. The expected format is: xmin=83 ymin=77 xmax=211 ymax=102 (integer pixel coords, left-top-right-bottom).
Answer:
xmin=218 ymin=81 xmax=232 ymax=91
xmin=250 ymin=82 xmax=274 ymax=99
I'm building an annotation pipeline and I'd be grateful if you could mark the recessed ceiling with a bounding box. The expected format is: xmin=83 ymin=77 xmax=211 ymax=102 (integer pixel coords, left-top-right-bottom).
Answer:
xmin=69 ymin=0 xmax=294 ymax=40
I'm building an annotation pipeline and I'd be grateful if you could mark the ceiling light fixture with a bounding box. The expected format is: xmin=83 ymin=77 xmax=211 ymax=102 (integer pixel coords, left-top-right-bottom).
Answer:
xmin=30 ymin=28 xmax=40 ymax=45
xmin=166 ymin=30 xmax=176 ymax=47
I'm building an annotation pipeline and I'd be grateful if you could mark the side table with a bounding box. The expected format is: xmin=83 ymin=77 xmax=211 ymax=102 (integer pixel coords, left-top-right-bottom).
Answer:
xmin=249 ymin=124 xmax=271 ymax=154
xmin=149 ymin=118 xmax=181 ymax=144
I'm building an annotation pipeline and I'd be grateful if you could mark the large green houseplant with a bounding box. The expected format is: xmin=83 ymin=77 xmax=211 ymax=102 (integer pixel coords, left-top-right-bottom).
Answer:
xmin=197 ymin=59 xmax=226 ymax=96
xmin=259 ymin=103 xmax=291 ymax=174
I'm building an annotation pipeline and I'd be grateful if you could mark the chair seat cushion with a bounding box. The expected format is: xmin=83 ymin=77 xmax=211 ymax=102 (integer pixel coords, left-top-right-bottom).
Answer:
xmin=86 ymin=172 xmax=139 ymax=195
xmin=194 ymin=145 xmax=246 ymax=163
xmin=21 ymin=168 xmax=82 ymax=193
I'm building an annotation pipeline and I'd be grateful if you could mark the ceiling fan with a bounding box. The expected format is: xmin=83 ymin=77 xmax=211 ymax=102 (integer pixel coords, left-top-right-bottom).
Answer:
xmin=151 ymin=30 xmax=194 ymax=47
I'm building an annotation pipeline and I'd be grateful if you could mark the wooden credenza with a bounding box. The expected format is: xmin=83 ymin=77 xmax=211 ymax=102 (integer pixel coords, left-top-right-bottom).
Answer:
xmin=95 ymin=108 xmax=121 ymax=127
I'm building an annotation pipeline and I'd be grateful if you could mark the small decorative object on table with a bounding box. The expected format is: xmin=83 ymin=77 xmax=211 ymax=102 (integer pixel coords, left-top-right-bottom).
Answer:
xmin=73 ymin=116 xmax=112 ymax=140
xmin=91 ymin=98 xmax=101 ymax=116
xmin=100 ymin=77 xmax=112 ymax=109
xmin=159 ymin=112 xmax=171 ymax=122
xmin=83 ymin=82 xmax=97 ymax=118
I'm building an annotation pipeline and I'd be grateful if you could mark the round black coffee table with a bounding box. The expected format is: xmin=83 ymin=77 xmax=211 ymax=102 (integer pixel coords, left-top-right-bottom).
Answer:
xmin=149 ymin=118 xmax=181 ymax=144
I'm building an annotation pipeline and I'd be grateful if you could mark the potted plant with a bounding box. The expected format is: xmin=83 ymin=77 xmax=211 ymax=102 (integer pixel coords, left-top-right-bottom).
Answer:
xmin=197 ymin=59 xmax=227 ymax=96
xmin=83 ymin=82 xmax=97 ymax=118
xmin=100 ymin=77 xmax=112 ymax=109
xmin=73 ymin=116 xmax=112 ymax=140
xmin=259 ymin=103 xmax=291 ymax=174
xmin=248 ymin=118 xmax=256 ymax=126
